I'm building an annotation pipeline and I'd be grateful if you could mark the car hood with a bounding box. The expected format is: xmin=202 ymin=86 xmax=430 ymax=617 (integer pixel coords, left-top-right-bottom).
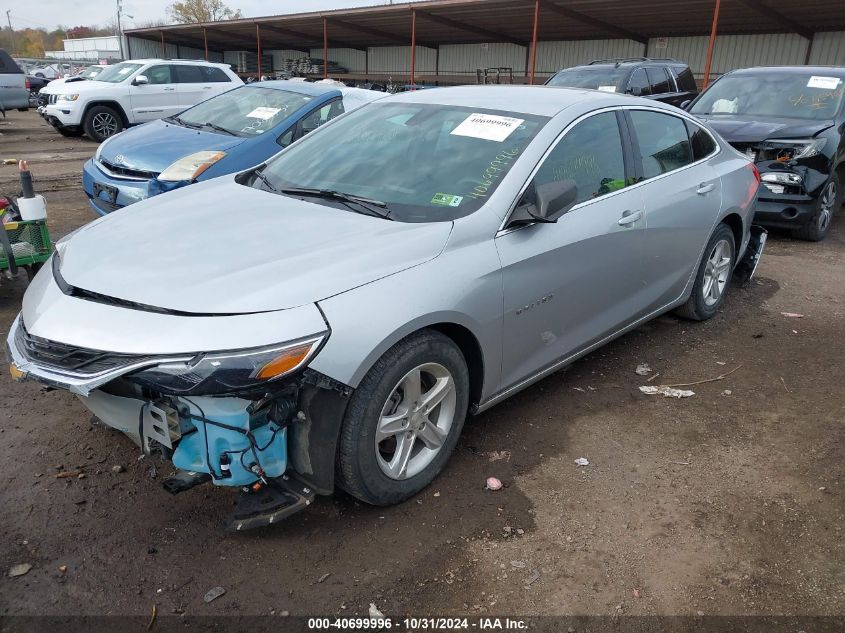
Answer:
xmin=99 ymin=119 xmax=247 ymax=174
xmin=44 ymin=79 xmax=115 ymax=95
xmin=58 ymin=177 xmax=453 ymax=314
xmin=696 ymin=114 xmax=833 ymax=143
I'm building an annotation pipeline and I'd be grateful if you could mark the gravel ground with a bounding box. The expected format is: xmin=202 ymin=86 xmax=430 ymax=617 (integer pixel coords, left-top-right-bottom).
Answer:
xmin=0 ymin=110 xmax=843 ymax=623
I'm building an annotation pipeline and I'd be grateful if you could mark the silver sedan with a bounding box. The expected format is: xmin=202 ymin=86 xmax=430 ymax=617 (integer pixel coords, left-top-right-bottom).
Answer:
xmin=7 ymin=86 xmax=763 ymax=529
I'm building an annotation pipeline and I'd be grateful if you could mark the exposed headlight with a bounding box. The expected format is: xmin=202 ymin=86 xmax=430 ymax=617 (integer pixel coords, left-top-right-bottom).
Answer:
xmin=57 ymin=94 xmax=79 ymax=102
xmin=127 ymin=335 xmax=326 ymax=395
xmin=761 ymin=172 xmax=802 ymax=185
xmin=764 ymin=138 xmax=827 ymax=161
xmin=158 ymin=151 xmax=226 ymax=182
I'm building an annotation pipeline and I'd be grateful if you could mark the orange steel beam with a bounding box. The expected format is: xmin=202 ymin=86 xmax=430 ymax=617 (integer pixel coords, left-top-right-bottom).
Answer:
xmin=702 ymin=0 xmax=721 ymax=89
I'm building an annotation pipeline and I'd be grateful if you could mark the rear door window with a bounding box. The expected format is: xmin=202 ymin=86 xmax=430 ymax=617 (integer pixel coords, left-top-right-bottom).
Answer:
xmin=629 ymin=110 xmax=694 ymax=178
xmin=646 ymin=67 xmax=671 ymax=94
xmin=627 ymin=69 xmax=651 ymax=97
xmin=175 ymin=65 xmax=204 ymax=83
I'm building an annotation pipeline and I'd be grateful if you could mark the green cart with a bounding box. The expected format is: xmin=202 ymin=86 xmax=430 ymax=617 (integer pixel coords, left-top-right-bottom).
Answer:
xmin=0 ymin=218 xmax=53 ymax=281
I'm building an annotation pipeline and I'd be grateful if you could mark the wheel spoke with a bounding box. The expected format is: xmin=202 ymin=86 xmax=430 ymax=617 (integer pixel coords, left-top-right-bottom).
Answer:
xmin=401 ymin=369 xmax=422 ymax=405
xmin=386 ymin=432 xmax=415 ymax=479
xmin=418 ymin=375 xmax=454 ymax=413
xmin=709 ymin=277 xmax=722 ymax=301
xmin=702 ymin=275 xmax=714 ymax=299
xmin=376 ymin=411 xmax=407 ymax=443
xmin=417 ymin=420 xmax=447 ymax=449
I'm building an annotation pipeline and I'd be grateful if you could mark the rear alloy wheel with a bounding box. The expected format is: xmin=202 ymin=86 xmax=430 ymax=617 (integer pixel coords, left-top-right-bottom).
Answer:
xmin=83 ymin=105 xmax=123 ymax=143
xmin=794 ymin=174 xmax=841 ymax=242
xmin=676 ymin=223 xmax=735 ymax=321
xmin=337 ymin=330 xmax=469 ymax=506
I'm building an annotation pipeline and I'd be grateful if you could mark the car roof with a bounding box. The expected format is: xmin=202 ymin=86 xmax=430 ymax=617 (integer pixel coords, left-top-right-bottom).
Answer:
xmin=249 ymin=79 xmax=343 ymax=96
xmin=726 ymin=65 xmax=845 ymax=77
xmin=123 ymin=58 xmax=231 ymax=68
xmin=377 ymin=85 xmax=626 ymax=117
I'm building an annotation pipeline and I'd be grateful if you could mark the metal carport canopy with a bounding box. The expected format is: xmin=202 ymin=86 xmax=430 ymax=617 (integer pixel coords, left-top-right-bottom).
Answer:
xmin=125 ymin=0 xmax=845 ymax=52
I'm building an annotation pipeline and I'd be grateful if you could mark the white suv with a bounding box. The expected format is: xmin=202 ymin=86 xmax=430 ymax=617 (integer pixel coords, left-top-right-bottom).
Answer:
xmin=38 ymin=59 xmax=243 ymax=142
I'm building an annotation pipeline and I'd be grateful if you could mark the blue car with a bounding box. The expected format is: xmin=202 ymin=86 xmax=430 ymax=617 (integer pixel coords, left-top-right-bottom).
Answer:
xmin=82 ymin=81 xmax=383 ymax=215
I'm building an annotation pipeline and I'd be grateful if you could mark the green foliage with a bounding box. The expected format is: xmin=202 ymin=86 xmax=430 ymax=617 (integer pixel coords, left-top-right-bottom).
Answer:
xmin=167 ymin=0 xmax=243 ymax=24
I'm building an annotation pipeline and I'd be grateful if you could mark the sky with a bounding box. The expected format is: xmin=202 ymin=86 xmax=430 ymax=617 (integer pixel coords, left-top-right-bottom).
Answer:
xmin=8 ymin=0 xmax=424 ymax=32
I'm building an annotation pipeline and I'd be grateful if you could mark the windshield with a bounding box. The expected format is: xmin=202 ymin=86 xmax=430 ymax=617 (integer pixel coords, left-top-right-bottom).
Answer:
xmin=95 ymin=62 xmax=143 ymax=83
xmin=81 ymin=66 xmax=104 ymax=79
xmin=547 ymin=67 xmax=628 ymax=91
xmin=175 ymin=86 xmax=314 ymax=137
xmin=691 ymin=72 xmax=845 ymax=121
xmin=256 ymin=103 xmax=548 ymax=222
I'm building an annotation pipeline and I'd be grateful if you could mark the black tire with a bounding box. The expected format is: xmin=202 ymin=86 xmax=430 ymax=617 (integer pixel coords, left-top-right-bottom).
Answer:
xmin=56 ymin=126 xmax=83 ymax=138
xmin=675 ymin=223 xmax=736 ymax=321
xmin=337 ymin=330 xmax=469 ymax=506
xmin=82 ymin=105 xmax=123 ymax=143
xmin=794 ymin=172 xmax=841 ymax=242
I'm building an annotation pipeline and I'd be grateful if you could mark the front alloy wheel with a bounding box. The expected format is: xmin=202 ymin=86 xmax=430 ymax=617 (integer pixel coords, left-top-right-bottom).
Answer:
xmin=337 ymin=330 xmax=469 ymax=506
xmin=795 ymin=174 xmax=841 ymax=242
xmin=375 ymin=362 xmax=457 ymax=480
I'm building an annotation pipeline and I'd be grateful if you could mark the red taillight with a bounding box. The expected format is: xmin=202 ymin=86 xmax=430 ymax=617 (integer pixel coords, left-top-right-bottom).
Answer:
xmin=749 ymin=162 xmax=761 ymax=184
xmin=25 ymin=78 xmax=30 ymax=90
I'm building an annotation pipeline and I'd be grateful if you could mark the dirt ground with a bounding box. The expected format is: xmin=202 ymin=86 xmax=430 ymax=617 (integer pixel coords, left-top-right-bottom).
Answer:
xmin=0 ymin=110 xmax=843 ymax=623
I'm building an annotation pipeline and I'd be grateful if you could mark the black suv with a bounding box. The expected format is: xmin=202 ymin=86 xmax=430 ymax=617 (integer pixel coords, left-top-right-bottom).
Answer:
xmin=545 ymin=57 xmax=698 ymax=107
xmin=689 ymin=66 xmax=845 ymax=241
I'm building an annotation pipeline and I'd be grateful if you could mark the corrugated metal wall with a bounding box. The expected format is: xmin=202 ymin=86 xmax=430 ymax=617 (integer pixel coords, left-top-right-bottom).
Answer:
xmin=537 ymin=39 xmax=644 ymax=74
xmin=315 ymin=48 xmax=368 ymax=72
xmin=130 ymin=31 xmax=845 ymax=78
xmin=809 ymin=31 xmax=845 ymax=65
xmin=126 ymin=36 xmax=222 ymax=62
xmin=649 ymin=33 xmax=809 ymax=76
xmin=368 ymin=46 xmax=437 ymax=74
xmin=439 ymin=42 xmax=526 ymax=76
xmin=269 ymin=49 xmax=308 ymax=70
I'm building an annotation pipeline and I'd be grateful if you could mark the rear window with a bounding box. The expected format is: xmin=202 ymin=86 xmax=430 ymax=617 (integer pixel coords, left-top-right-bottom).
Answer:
xmin=673 ymin=66 xmax=697 ymax=92
xmin=200 ymin=66 xmax=231 ymax=82
xmin=0 ymin=49 xmax=22 ymax=74
xmin=546 ymin=66 xmax=628 ymax=92
xmin=686 ymin=120 xmax=718 ymax=160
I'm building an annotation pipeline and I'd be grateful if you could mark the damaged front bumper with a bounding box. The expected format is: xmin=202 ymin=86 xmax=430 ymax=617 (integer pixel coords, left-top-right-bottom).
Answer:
xmin=730 ymin=145 xmax=833 ymax=230
xmin=6 ymin=311 xmax=352 ymax=529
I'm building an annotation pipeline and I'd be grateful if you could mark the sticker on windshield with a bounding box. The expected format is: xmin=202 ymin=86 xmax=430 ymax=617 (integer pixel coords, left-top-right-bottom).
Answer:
xmin=807 ymin=76 xmax=841 ymax=90
xmin=431 ymin=193 xmax=463 ymax=207
xmin=597 ymin=85 xmax=617 ymax=92
xmin=451 ymin=113 xmax=525 ymax=142
xmin=246 ymin=106 xmax=282 ymax=120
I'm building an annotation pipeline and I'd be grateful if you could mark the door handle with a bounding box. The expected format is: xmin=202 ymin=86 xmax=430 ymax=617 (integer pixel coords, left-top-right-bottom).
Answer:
xmin=617 ymin=210 xmax=643 ymax=226
xmin=697 ymin=182 xmax=715 ymax=194
xmin=203 ymin=86 xmax=213 ymax=89
xmin=163 ymin=87 xmax=176 ymax=91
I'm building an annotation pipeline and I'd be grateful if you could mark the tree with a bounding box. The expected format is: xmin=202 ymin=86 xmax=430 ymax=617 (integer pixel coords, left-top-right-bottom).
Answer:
xmin=167 ymin=0 xmax=242 ymax=23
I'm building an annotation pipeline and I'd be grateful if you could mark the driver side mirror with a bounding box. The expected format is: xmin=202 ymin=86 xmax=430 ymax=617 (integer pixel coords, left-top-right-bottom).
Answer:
xmin=509 ymin=180 xmax=578 ymax=227
xmin=132 ymin=75 xmax=149 ymax=86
